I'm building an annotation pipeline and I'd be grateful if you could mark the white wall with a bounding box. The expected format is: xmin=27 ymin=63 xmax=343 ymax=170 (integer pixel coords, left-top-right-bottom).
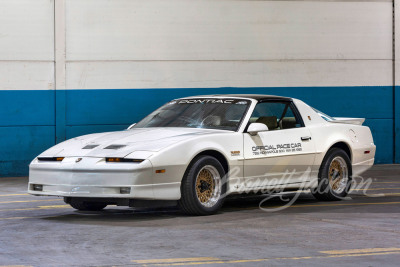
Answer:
xmin=64 ymin=0 xmax=392 ymax=89
xmin=66 ymin=60 xmax=392 ymax=89
xmin=396 ymin=0 xmax=400 ymax=87
xmin=0 ymin=0 xmax=54 ymax=90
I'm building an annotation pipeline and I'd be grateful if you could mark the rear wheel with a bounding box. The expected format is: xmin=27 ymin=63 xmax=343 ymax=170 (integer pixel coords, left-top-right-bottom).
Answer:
xmin=312 ymin=148 xmax=352 ymax=201
xmin=179 ymin=155 xmax=226 ymax=215
xmin=65 ymin=198 xmax=107 ymax=211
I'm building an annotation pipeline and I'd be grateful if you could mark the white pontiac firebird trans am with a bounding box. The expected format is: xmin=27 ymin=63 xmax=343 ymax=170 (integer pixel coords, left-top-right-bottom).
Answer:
xmin=28 ymin=95 xmax=376 ymax=215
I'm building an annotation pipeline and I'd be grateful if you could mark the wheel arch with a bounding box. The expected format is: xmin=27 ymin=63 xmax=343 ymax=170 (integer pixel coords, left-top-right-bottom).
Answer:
xmin=189 ymin=149 xmax=229 ymax=175
xmin=181 ymin=149 xmax=230 ymax=186
xmin=326 ymin=141 xmax=352 ymax=163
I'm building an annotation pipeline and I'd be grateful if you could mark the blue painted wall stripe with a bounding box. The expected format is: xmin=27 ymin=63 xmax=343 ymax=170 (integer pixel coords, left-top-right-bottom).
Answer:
xmin=66 ymin=86 xmax=393 ymax=126
xmin=363 ymin=119 xmax=393 ymax=164
xmin=55 ymin=90 xmax=66 ymax=143
xmin=395 ymin=85 xmax=400 ymax=163
xmin=66 ymin=124 xmax=130 ymax=139
xmin=0 ymin=90 xmax=55 ymax=126
xmin=0 ymin=126 xmax=55 ymax=176
xmin=0 ymin=86 xmax=397 ymax=177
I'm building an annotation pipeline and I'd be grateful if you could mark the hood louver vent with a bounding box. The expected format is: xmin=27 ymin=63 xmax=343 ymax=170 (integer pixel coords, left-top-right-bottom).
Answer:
xmin=104 ymin=144 xmax=126 ymax=150
xmin=82 ymin=144 xmax=99 ymax=149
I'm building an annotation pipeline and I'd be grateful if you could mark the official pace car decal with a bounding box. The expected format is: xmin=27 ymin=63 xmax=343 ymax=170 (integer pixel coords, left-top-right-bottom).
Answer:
xmin=252 ymin=143 xmax=302 ymax=155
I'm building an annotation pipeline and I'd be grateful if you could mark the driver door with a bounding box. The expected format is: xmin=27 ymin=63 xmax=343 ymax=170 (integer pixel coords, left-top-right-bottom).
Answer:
xmin=243 ymin=101 xmax=316 ymax=189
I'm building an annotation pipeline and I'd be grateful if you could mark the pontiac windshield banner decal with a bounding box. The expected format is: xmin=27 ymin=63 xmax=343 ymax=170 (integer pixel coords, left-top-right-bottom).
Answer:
xmin=171 ymin=99 xmax=249 ymax=104
xmin=252 ymin=143 xmax=302 ymax=155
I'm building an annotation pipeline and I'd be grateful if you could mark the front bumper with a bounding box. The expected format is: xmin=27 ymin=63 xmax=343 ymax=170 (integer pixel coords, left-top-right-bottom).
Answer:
xmin=28 ymin=157 xmax=181 ymax=200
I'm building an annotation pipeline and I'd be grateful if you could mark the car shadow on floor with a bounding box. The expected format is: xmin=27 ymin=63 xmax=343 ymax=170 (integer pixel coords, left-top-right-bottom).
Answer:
xmin=38 ymin=193 xmax=325 ymax=225
xmin=40 ymin=191 xmax=400 ymax=227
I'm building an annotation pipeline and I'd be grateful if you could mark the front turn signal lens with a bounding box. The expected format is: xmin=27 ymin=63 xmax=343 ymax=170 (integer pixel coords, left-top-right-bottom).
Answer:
xmin=105 ymin=158 xmax=144 ymax=163
xmin=38 ymin=157 xmax=64 ymax=162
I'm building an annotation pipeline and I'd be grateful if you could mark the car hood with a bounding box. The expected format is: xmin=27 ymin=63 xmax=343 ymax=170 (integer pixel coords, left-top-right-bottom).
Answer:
xmin=40 ymin=127 xmax=227 ymax=158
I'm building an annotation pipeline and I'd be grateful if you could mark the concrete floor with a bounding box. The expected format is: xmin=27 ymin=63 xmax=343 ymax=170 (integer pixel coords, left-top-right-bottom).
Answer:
xmin=1 ymin=165 xmax=400 ymax=267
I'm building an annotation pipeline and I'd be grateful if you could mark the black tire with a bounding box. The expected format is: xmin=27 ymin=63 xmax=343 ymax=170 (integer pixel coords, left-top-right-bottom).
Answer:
xmin=66 ymin=198 xmax=107 ymax=211
xmin=178 ymin=155 xmax=227 ymax=215
xmin=312 ymin=147 xmax=352 ymax=201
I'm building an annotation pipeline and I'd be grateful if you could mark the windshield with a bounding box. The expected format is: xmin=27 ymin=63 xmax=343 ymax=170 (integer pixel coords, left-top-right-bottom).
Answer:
xmin=312 ymin=107 xmax=335 ymax=121
xmin=134 ymin=98 xmax=251 ymax=131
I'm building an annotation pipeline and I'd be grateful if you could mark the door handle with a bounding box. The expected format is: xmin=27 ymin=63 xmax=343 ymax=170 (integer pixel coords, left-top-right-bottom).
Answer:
xmin=301 ymin=136 xmax=311 ymax=141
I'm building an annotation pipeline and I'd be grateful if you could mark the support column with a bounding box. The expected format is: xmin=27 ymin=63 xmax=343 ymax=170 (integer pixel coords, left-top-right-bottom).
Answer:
xmin=54 ymin=0 xmax=66 ymax=143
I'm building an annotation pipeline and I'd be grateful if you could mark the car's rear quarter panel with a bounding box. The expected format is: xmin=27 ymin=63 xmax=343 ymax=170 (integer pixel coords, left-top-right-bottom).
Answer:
xmin=294 ymin=99 xmax=375 ymax=177
xmin=309 ymin=123 xmax=375 ymax=177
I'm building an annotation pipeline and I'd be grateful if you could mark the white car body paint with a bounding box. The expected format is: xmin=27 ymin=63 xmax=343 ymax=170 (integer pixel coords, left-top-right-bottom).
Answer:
xmin=28 ymin=95 xmax=376 ymax=201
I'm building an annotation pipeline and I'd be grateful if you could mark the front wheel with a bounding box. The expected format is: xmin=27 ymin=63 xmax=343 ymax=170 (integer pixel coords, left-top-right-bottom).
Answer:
xmin=179 ymin=155 xmax=226 ymax=215
xmin=312 ymin=148 xmax=352 ymax=201
xmin=65 ymin=198 xmax=107 ymax=211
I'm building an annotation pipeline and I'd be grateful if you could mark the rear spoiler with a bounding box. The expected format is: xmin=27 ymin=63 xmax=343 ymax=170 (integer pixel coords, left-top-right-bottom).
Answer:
xmin=330 ymin=117 xmax=365 ymax=126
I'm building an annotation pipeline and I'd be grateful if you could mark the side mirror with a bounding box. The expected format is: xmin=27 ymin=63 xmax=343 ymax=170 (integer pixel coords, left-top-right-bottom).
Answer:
xmin=127 ymin=123 xmax=136 ymax=130
xmin=247 ymin=123 xmax=269 ymax=136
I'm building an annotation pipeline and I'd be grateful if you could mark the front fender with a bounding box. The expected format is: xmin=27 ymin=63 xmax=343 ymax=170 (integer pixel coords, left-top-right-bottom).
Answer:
xmin=148 ymin=132 xmax=243 ymax=184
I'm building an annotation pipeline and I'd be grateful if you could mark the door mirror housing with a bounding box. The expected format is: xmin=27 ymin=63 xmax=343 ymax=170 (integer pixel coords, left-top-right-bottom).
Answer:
xmin=247 ymin=123 xmax=269 ymax=136
xmin=127 ymin=123 xmax=136 ymax=130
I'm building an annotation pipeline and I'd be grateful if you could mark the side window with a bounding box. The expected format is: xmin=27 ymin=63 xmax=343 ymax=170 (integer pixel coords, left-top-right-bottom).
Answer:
xmin=250 ymin=102 xmax=302 ymax=130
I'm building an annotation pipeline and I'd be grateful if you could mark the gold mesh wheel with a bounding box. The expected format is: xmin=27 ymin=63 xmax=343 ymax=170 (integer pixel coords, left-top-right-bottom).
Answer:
xmin=195 ymin=165 xmax=221 ymax=207
xmin=328 ymin=156 xmax=348 ymax=194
